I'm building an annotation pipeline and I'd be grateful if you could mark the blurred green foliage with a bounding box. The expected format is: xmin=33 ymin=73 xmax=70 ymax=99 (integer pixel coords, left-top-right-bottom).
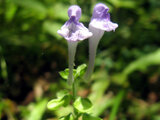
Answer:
xmin=0 ymin=0 xmax=160 ymax=120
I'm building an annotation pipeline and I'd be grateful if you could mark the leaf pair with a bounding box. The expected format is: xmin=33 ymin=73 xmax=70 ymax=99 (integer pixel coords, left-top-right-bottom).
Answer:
xmin=59 ymin=64 xmax=87 ymax=80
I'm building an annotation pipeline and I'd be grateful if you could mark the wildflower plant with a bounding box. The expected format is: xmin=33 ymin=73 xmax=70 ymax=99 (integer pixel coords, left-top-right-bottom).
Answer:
xmin=47 ymin=3 xmax=118 ymax=120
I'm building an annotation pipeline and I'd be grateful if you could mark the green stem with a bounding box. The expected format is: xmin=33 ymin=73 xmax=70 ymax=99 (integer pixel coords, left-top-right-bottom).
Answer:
xmin=72 ymin=80 xmax=79 ymax=119
xmin=109 ymin=89 xmax=126 ymax=120
xmin=72 ymin=81 xmax=77 ymax=100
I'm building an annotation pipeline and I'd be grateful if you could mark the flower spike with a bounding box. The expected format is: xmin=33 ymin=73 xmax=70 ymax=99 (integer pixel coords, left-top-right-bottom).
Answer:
xmin=58 ymin=5 xmax=92 ymax=84
xmin=84 ymin=3 xmax=118 ymax=80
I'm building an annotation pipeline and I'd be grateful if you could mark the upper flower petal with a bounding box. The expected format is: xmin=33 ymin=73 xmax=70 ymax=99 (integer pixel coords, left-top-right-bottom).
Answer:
xmin=92 ymin=3 xmax=109 ymax=19
xmin=90 ymin=3 xmax=118 ymax=32
xmin=68 ymin=5 xmax=81 ymax=21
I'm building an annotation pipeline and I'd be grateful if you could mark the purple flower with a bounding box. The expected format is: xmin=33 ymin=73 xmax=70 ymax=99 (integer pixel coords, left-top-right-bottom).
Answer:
xmin=58 ymin=5 xmax=92 ymax=41
xmin=90 ymin=3 xmax=118 ymax=31
xmin=84 ymin=3 xmax=118 ymax=80
xmin=58 ymin=5 xmax=92 ymax=84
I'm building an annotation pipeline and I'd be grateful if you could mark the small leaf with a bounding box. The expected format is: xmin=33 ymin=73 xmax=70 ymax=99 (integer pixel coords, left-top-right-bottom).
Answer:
xmin=73 ymin=97 xmax=92 ymax=113
xmin=59 ymin=68 xmax=76 ymax=80
xmin=47 ymin=98 xmax=64 ymax=110
xmin=56 ymin=90 xmax=71 ymax=107
xmin=59 ymin=113 xmax=74 ymax=120
xmin=47 ymin=93 xmax=71 ymax=110
xmin=59 ymin=69 xmax=69 ymax=79
xmin=82 ymin=114 xmax=102 ymax=120
xmin=56 ymin=90 xmax=69 ymax=99
xmin=62 ymin=95 xmax=71 ymax=107
xmin=75 ymin=64 xmax=87 ymax=78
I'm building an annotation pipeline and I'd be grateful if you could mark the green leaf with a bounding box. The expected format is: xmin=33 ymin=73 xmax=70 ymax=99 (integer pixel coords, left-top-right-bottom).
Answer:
xmin=47 ymin=93 xmax=71 ymax=110
xmin=75 ymin=64 xmax=87 ymax=79
xmin=47 ymin=98 xmax=64 ymax=110
xmin=109 ymin=90 xmax=125 ymax=120
xmin=59 ymin=69 xmax=70 ymax=80
xmin=43 ymin=21 xmax=63 ymax=39
xmin=73 ymin=97 xmax=92 ymax=113
xmin=11 ymin=0 xmax=47 ymax=19
xmin=62 ymin=95 xmax=71 ymax=107
xmin=59 ymin=68 xmax=76 ymax=80
xmin=82 ymin=114 xmax=102 ymax=120
xmin=89 ymin=70 xmax=110 ymax=102
xmin=88 ymin=71 xmax=113 ymax=116
xmin=112 ymin=49 xmax=160 ymax=85
xmin=27 ymin=99 xmax=47 ymax=120
xmin=12 ymin=0 xmax=47 ymax=13
xmin=56 ymin=90 xmax=69 ymax=99
xmin=55 ymin=106 xmax=73 ymax=118
xmin=59 ymin=113 xmax=74 ymax=120
xmin=5 ymin=2 xmax=17 ymax=22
